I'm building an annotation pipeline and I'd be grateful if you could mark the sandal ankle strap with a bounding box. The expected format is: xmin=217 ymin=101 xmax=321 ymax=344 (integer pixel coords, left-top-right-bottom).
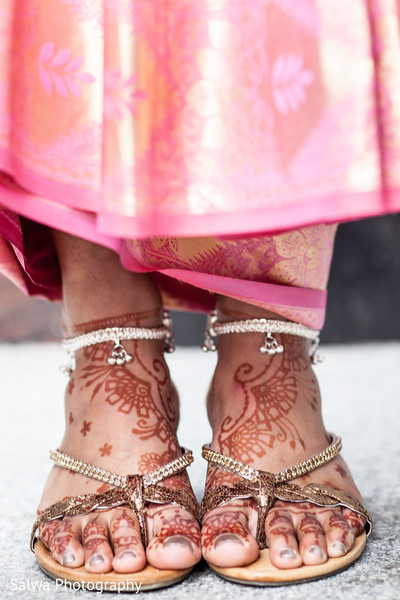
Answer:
xmin=202 ymin=310 xmax=322 ymax=364
xmin=61 ymin=310 xmax=174 ymax=374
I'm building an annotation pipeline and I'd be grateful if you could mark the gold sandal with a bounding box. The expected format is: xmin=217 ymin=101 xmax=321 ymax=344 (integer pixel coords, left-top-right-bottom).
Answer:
xmin=31 ymin=448 xmax=199 ymax=591
xmin=200 ymin=433 xmax=373 ymax=586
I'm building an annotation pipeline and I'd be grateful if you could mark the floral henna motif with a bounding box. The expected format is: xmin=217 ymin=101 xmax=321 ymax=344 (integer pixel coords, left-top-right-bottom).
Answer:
xmin=39 ymin=520 xmax=58 ymax=549
xmin=82 ymin=520 xmax=108 ymax=553
xmin=298 ymin=515 xmax=324 ymax=543
xmin=266 ymin=512 xmax=295 ymax=545
xmin=51 ymin=521 xmax=74 ymax=556
xmin=343 ymin=511 xmax=365 ymax=535
xmin=149 ymin=508 xmax=200 ymax=550
xmin=111 ymin=509 xmax=141 ymax=552
xmin=202 ymin=509 xmax=249 ymax=551
xmin=80 ymin=420 xmax=92 ymax=436
xmin=99 ymin=443 xmax=112 ymax=456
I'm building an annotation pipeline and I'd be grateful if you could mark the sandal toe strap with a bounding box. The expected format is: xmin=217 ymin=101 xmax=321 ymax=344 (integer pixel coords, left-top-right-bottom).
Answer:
xmin=32 ymin=481 xmax=199 ymax=552
xmin=201 ymin=479 xmax=373 ymax=550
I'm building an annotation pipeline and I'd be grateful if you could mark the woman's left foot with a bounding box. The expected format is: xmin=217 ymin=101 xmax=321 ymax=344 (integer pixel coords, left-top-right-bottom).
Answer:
xmin=202 ymin=304 xmax=366 ymax=569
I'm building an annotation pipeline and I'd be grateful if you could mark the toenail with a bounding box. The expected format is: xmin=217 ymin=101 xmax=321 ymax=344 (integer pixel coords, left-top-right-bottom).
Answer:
xmin=309 ymin=545 xmax=325 ymax=558
xmin=62 ymin=553 xmax=75 ymax=565
xmin=89 ymin=553 xmax=105 ymax=566
xmin=214 ymin=533 xmax=244 ymax=549
xmin=280 ymin=548 xmax=297 ymax=559
xmin=118 ymin=550 xmax=137 ymax=560
xmin=163 ymin=536 xmax=193 ymax=552
xmin=332 ymin=541 xmax=346 ymax=554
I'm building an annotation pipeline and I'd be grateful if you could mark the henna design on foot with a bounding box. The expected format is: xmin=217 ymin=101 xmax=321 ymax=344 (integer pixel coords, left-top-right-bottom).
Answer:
xmin=202 ymin=509 xmax=250 ymax=552
xmin=99 ymin=443 xmax=112 ymax=456
xmin=51 ymin=521 xmax=74 ymax=556
xmin=149 ymin=507 xmax=200 ymax=551
xmin=80 ymin=420 xmax=92 ymax=436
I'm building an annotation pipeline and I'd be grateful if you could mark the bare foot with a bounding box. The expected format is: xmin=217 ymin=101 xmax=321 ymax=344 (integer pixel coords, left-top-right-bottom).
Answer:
xmin=37 ymin=314 xmax=201 ymax=574
xmin=201 ymin=303 xmax=366 ymax=570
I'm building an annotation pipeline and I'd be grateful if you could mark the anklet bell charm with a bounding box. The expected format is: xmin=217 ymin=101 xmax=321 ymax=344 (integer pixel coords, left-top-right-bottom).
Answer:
xmin=259 ymin=333 xmax=284 ymax=356
xmin=107 ymin=342 xmax=133 ymax=366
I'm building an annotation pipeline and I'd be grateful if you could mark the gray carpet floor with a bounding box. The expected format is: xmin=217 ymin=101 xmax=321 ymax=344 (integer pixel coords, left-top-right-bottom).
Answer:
xmin=0 ymin=343 xmax=399 ymax=599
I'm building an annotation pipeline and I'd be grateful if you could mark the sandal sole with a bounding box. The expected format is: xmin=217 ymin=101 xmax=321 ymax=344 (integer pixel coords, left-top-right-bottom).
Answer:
xmin=207 ymin=530 xmax=367 ymax=586
xmin=34 ymin=540 xmax=193 ymax=591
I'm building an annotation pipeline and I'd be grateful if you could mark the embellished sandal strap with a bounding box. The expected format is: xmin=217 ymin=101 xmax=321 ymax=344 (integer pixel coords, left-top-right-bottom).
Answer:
xmin=200 ymin=434 xmax=373 ymax=549
xmin=50 ymin=447 xmax=194 ymax=488
xmin=202 ymin=434 xmax=342 ymax=483
xmin=32 ymin=448 xmax=199 ymax=551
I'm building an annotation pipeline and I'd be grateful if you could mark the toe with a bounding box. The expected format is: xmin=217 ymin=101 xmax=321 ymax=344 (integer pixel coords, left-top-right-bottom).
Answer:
xmin=147 ymin=506 xmax=201 ymax=570
xmin=292 ymin=507 xmax=328 ymax=565
xmin=342 ymin=508 xmax=366 ymax=536
xmin=50 ymin=517 xmax=85 ymax=568
xmin=265 ymin=507 xmax=302 ymax=569
xmin=39 ymin=520 xmax=58 ymax=550
xmin=109 ymin=508 xmax=146 ymax=573
xmin=318 ymin=508 xmax=355 ymax=557
xmin=82 ymin=515 xmax=113 ymax=573
xmin=202 ymin=504 xmax=259 ymax=568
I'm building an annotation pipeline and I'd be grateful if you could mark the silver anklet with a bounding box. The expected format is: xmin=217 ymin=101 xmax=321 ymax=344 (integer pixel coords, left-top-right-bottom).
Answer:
xmin=202 ymin=310 xmax=322 ymax=364
xmin=61 ymin=310 xmax=174 ymax=374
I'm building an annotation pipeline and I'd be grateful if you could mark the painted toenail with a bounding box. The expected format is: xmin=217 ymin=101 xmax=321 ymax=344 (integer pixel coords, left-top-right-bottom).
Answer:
xmin=89 ymin=553 xmax=105 ymax=566
xmin=118 ymin=550 xmax=137 ymax=560
xmin=163 ymin=536 xmax=193 ymax=552
xmin=280 ymin=548 xmax=297 ymax=559
xmin=309 ymin=545 xmax=325 ymax=558
xmin=62 ymin=553 xmax=75 ymax=565
xmin=332 ymin=542 xmax=346 ymax=554
xmin=214 ymin=533 xmax=244 ymax=549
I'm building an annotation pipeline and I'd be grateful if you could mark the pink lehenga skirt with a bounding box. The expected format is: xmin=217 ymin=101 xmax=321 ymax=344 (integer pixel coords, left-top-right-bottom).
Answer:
xmin=0 ymin=0 xmax=399 ymax=329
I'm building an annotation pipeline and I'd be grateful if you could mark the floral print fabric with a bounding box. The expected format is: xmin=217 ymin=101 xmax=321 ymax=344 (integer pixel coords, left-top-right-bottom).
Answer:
xmin=0 ymin=1 xmax=398 ymax=327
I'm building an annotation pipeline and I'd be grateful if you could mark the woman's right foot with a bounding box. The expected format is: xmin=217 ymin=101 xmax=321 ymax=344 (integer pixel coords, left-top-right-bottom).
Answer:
xmin=38 ymin=311 xmax=201 ymax=574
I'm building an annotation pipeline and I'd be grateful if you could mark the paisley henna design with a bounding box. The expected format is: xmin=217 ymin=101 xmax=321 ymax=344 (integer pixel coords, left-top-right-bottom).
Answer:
xmin=69 ymin=412 xmax=74 ymax=425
